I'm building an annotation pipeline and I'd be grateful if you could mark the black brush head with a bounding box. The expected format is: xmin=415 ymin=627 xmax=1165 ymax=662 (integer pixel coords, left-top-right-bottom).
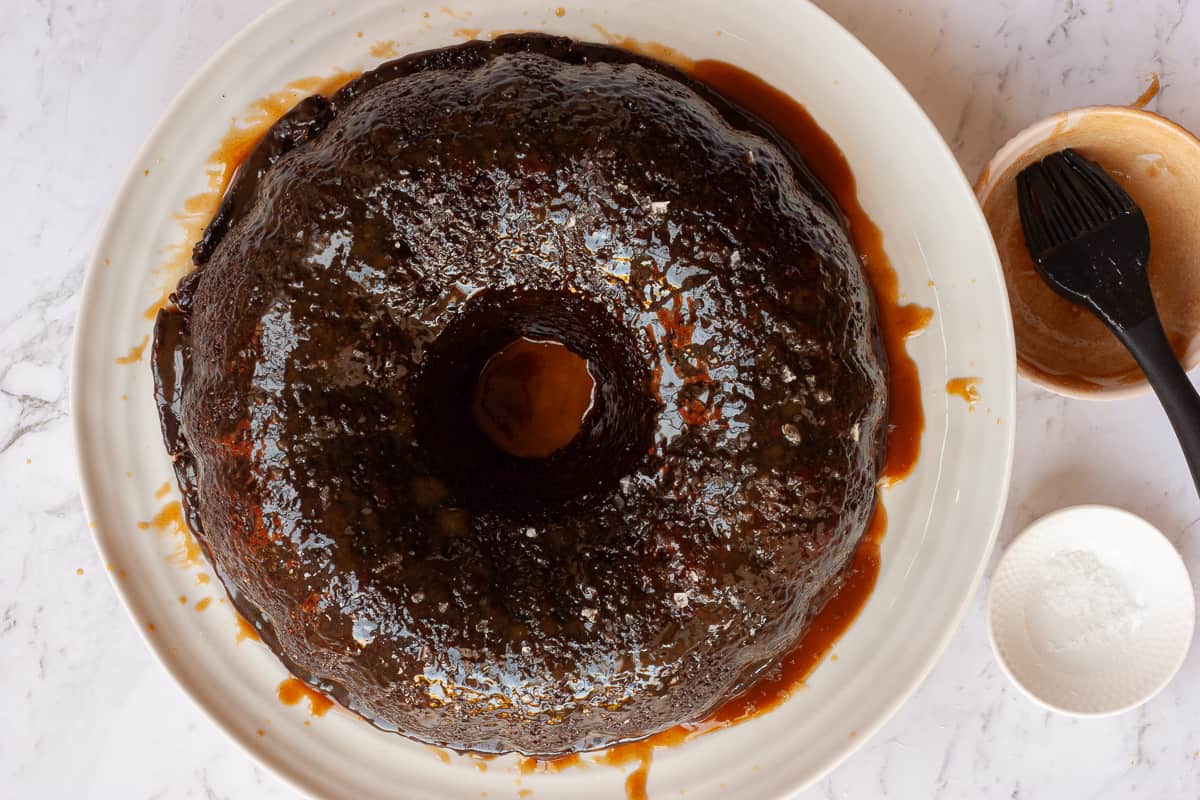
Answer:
xmin=1017 ymin=148 xmax=1136 ymax=257
xmin=1015 ymin=148 xmax=1153 ymax=329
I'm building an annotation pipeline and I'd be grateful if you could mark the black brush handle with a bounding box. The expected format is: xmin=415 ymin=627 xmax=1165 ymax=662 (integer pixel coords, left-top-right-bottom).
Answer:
xmin=1115 ymin=315 xmax=1200 ymax=497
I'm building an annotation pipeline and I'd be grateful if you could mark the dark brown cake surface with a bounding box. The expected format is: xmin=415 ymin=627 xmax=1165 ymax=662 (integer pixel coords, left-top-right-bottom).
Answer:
xmin=153 ymin=33 xmax=888 ymax=756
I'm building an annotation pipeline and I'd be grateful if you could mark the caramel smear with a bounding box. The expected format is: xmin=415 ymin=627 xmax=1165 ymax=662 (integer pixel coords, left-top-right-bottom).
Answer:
xmin=1132 ymin=72 xmax=1160 ymax=109
xmin=370 ymin=40 xmax=401 ymax=59
xmin=277 ymin=677 xmax=334 ymax=716
xmin=235 ymin=614 xmax=261 ymax=643
xmin=115 ymin=335 xmax=149 ymax=365
xmin=590 ymin=24 xmax=695 ymax=71
xmin=946 ymin=377 xmax=982 ymax=408
xmin=137 ymin=501 xmax=203 ymax=568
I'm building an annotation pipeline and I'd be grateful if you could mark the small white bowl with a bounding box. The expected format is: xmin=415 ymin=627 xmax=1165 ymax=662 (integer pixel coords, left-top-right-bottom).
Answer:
xmin=976 ymin=106 xmax=1200 ymax=400
xmin=988 ymin=505 xmax=1194 ymax=716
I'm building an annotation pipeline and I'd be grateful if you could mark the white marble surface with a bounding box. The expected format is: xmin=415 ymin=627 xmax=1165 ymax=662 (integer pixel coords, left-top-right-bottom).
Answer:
xmin=4 ymin=0 xmax=1200 ymax=797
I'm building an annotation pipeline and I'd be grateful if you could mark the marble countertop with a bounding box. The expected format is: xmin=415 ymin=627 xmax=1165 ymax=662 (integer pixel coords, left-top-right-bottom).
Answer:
xmin=4 ymin=0 xmax=1200 ymax=797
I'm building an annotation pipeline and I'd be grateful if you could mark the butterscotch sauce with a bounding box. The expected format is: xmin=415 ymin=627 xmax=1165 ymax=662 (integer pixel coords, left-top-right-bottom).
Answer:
xmin=277 ymin=677 xmax=333 ymax=716
xmin=946 ymin=377 xmax=981 ymax=407
xmin=137 ymin=500 xmax=204 ymax=568
xmin=691 ymin=60 xmax=928 ymax=484
xmin=1132 ymin=73 xmax=1160 ymax=109
xmin=472 ymin=338 xmax=595 ymax=459
xmin=115 ymin=335 xmax=149 ymax=365
xmin=235 ymin=614 xmax=261 ymax=643
xmin=979 ymin=106 xmax=1200 ymax=392
xmin=600 ymin=740 xmax=655 ymax=800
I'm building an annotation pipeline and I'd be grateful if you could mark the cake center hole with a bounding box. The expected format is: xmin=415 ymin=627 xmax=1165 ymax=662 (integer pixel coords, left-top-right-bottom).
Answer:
xmin=472 ymin=337 xmax=595 ymax=460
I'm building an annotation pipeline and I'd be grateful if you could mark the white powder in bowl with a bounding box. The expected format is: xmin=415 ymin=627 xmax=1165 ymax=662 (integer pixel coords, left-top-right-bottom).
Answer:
xmin=1031 ymin=548 xmax=1145 ymax=655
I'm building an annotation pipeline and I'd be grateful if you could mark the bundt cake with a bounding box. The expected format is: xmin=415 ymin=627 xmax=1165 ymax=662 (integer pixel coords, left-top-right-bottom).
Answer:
xmin=152 ymin=33 xmax=888 ymax=756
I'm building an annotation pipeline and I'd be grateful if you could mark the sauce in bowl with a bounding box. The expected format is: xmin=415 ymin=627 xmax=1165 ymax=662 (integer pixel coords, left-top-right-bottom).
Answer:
xmin=977 ymin=106 xmax=1200 ymax=397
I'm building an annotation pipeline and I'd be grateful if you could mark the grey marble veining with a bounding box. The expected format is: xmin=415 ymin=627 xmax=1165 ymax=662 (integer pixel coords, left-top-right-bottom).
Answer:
xmin=3 ymin=1 xmax=1200 ymax=797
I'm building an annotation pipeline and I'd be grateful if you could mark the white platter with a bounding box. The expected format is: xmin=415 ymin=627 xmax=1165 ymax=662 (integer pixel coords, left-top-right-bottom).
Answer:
xmin=72 ymin=1 xmax=1016 ymax=797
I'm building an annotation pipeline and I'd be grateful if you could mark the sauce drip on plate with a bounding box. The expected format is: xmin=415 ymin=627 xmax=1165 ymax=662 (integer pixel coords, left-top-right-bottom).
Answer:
xmin=946 ymin=376 xmax=982 ymax=407
xmin=277 ymin=677 xmax=334 ymax=717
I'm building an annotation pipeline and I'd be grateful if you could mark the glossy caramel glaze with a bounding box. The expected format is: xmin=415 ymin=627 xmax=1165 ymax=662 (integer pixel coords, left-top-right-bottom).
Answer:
xmin=472 ymin=337 xmax=595 ymax=459
xmin=152 ymin=34 xmax=888 ymax=756
xmin=580 ymin=501 xmax=887 ymax=800
xmin=690 ymin=60 xmax=928 ymax=485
